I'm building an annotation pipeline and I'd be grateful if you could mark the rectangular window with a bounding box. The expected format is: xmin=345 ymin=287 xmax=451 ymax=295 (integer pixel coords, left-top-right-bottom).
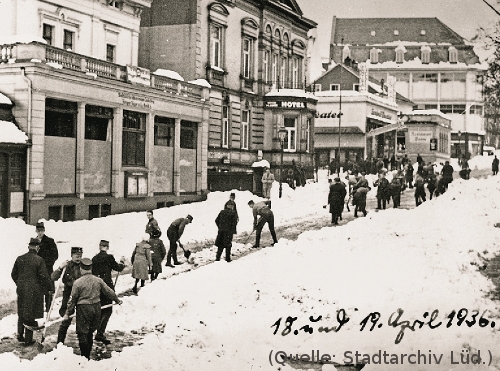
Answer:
xmin=440 ymin=72 xmax=466 ymax=100
xmin=272 ymin=54 xmax=278 ymax=85
xmin=85 ymin=105 xmax=113 ymax=141
xmin=43 ymin=24 xmax=54 ymax=46
xmin=292 ymin=57 xmax=299 ymax=88
xmin=330 ymin=84 xmax=340 ymax=91
xmin=63 ymin=205 xmax=76 ymax=222
xmin=222 ymin=105 xmax=229 ymax=148
xmin=470 ymin=104 xmax=483 ymax=115
xmin=10 ymin=154 xmax=25 ymax=191
xmin=280 ymin=57 xmax=287 ymax=87
xmin=313 ymin=84 xmax=322 ymax=92
xmin=242 ymin=38 xmax=252 ymax=79
xmin=89 ymin=204 xmax=111 ymax=219
xmin=395 ymin=50 xmax=404 ymax=63
xmin=122 ymin=110 xmax=146 ymax=166
xmin=353 ymin=84 xmax=360 ymax=91
xmin=63 ymin=30 xmax=74 ymax=51
xmin=211 ymin=24 xmax=222 ymax=68
xmin=154 ymin=116 xmax=175 ymax=146
xmin=283 ymin=117 xmax=296 ymax=152
xmin=241 ymin=110 xmax=249 ymax=150
xmin=263 ymin=51 xmax=270 ymax=83
xmin=106 ymin=44 xmax=115 ymax=63
xmin=306 ymin=118 xmax=311 ymax=152
xmin=48 ymin=206 xmax=61 ymax=222
xmin=180 ymin=120 xmax=197 ymax=149
xmin=45 ymin=98 xmax=77 ymax=138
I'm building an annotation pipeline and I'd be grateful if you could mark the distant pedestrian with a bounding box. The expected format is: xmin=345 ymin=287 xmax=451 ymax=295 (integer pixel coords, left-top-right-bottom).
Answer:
xmin=224 ymin=193 xmax=239 ymax=234
xmin=166 ymin=215 xmax=193 ymax=267
xmin=261 ymin=167 xmax=275 ymax=199
xmin=441 ymin=161 xmax=454 ymax=189
xmin=35 ymin=221 xmax=58 ymax=312
xmin=286 ymin=169 xmax=296 ymax=190
xmin=11 ymin=238 xmax=52 ymax=346
xmin=62 ymin=258 xmax=122 ymax=359
xmin=417 ymin=153 xmax=423 ymax=166
xmin=148 ymin=229 xmax=166 ymax=281
xmin=374 ymin=173 xmax=389 ymax=210
xmin=353 ymin=186 xmax=369 ymax=217
xmin=390 ymin=154 xmax=397 ymax=171
xmin=248 ymin=200 xmax=278 ymax=248
xmin=52 ymin=246 xmax=83 ymax=344
xmin=328 ymin=177 xmax=347 ymax=225
xmin=414 ymin=173 xmax=426 ymax=206
xmin=389 ymin=173 xmax=403 ymax=208
xmin=402 ymin=154 xmax=409 ymax=167
xmin=92 ymin=240 xmax=125 ymax=345
xmin=145 ymin=210 xmax=160 ymax=235
xmin=493 ymin=156 xmax=499 ymax=176
xmin=427 ymin=171 xmax=437 ymax=200
xmin=131 ymin=234 xmax=152 ymax=294
xmin=405 ymin=163 xmax=414 ymax=188
xmin=215 ymin=202 xmax=238 ymax=262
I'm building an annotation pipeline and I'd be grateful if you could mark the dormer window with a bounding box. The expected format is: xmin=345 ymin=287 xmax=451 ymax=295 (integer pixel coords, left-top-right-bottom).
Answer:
xmin=371 ymin=31 xmax=376 ymax=36
xmin=108 ymin=1 xmax=122 ymax=9
xmin=394 ymin=30 xmax=399 ymax=36
xmin=395 ymin=45 xmax=406 ymax=63
xmin=370 ymin=48 xmax=379 ymax=64
xmin=342 ymin=45 xmax=351 ymax=63
xmin=421 ymin=45 xmax=431 ymax=64
xmin=448 ymin=46 xmax=458 ymax=63
xmin=420 ymin=30 xmax=426 ymax=36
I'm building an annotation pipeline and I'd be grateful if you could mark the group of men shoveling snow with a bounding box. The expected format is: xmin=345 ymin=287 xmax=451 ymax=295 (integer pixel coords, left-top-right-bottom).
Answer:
xmin=11 ymin=193 xmax=278 ymax=359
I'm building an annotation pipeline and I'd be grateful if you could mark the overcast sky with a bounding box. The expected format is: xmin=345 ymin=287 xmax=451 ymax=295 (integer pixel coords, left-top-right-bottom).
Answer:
xmin=297 ymin=0 xmax=500 ymax=59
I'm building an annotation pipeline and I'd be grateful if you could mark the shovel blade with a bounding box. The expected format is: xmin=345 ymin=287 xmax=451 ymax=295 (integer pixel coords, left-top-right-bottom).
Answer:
xmin=184 ymin=250 xmax=191 ymax=259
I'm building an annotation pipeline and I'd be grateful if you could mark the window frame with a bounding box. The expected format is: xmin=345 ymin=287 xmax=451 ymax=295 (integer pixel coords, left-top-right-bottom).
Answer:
xmin=221 ymin=104 xmax=230 ymax=148
xmin=106 ymin=44 xmax=116 ymax=63
xmin=43 ymin=23 xmax=54 ymax=46
xmin=263 ymin=50 xmax=270 ymax=83
xmin=370 ymin=48 xmax=379 ymax=63
xmin=330 ymin=84 xmax=340 ymax=91
xmin=242 ymin=37 xmax=253 ymax=79
xmin=449 ymin=47 xmax=458 ymax=63
xmin=395 ymin=49 xmax=404 ymax=63
xmin=280 ymin=56 xmax=287 ymax=88
xmin=63 ymin=29 xmax=74 ymax=51
xmin=272 ymin=53 xmax=278 ymax=86
xmin=291 ymin=57 xmax=299 ymax=88
xmin=154 ymin=116 xmax=175 ymax=146
xmin=210 ymin=23 xmax=224 ymax=69
xmin=122 ymin=110 xmax=146 ymax=167
xmin=283 ymin=117 xmax=297 ymax=152
xmin=241 ymin=109 xmax=250 ymax=150
xmin=421 ymin=49 xmax=431 ymax=64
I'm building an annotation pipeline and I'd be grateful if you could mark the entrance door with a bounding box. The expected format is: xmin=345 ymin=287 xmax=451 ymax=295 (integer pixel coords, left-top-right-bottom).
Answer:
xmin=0 ymin=154 xmax=7 ymax=218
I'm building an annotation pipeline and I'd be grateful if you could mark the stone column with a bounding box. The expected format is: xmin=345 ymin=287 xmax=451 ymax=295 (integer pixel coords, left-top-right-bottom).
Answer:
xmin=76 ymin=102 xmax=86 ymax=199
xmin=146 ymin=112 xmax=154 ymax=197
xmin=112 ymin=108 xmax=123 ymax=198
xmin=173 ymin=118 xmax=181 ymax=197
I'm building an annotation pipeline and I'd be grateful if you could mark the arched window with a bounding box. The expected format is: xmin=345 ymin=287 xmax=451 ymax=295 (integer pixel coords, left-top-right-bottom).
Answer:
xmin=274 ymin=28 xmax=281 ymax=43
xmin=369 ymin=48 xmax=379 ymax=64
xmin=448 ymin=46 xmax=458 ymax=63
xmin=421 ymin=45 xmax=431 ymax=64
xmin=395 ymin=45 xmax=406 ymax=63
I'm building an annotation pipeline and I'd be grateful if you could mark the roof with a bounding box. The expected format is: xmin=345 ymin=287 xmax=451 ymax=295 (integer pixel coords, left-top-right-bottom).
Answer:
xmin=331 ymin=18 xmax=465 ymax=46
xmin=0 ymin=121 xmax=28 ymax=144
xmin=314 ymin=126 xmax=364 ymax=135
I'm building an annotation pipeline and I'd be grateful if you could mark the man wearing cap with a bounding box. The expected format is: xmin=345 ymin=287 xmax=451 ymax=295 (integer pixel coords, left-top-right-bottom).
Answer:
xmin=92 ymin=240 xmax=125 ymax=345
xmin=63 ymin=258 xmax=122 ymax=359
xmin=166 ymin=215 xmax=193 ymax=267
xmin=247 ymin=200 xmax=278 ymax=248
xmin=224 ymin=193 xmax=239 ymax=234
xmin=11 ymin=238 xmax=52 ymax=345
xmin=35 ymin=221 xmax=59 ymax=312
xmin=51 ymin=246 xmax=83 ymax=344
xmin=145 ymin=210 xmax=160 ymax=235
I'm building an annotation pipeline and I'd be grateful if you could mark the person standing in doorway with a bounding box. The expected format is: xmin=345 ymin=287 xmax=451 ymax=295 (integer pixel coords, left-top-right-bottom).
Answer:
xmin=35 ymin=222 xmax=58 ymax=312
xmin=261 ymin=167 xmax=275 ymax=199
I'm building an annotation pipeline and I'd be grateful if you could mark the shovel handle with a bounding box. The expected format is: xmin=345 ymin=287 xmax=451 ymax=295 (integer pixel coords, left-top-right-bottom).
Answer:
xmin=43 ymin=303 xmax=118 ymax=328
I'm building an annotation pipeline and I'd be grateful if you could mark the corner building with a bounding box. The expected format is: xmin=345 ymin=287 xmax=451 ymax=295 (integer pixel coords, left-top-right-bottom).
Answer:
xmin=139 ymin=0 xmax=317 ymax=194
xmin=0 ymin=0 xmax=210 ymax=222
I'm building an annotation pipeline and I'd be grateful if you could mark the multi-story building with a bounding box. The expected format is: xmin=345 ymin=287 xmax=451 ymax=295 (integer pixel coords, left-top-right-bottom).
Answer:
xmin=0 ymin=0 xmax=211 ymax=222
xmin=329 ymin=17 xmax=486 ymax=158
xmin=139 ymin=0 xmax=317 ymax=194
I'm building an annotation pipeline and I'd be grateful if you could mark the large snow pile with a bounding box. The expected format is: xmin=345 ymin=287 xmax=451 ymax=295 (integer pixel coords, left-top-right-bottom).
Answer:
xmin=1 ymin=170 xmax=500 ymax=370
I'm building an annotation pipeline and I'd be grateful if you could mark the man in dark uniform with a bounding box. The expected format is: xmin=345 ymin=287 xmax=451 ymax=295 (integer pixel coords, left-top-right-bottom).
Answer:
xmin=35 ymin=222 xmax=59 ymax=311
xmin=224 ymin=192 xmax=239 ymax=235
xmin=248 ymin=200 xmax=278 ymax=248
xmin=145 ymin=210 xmax=160 ymax=235
xmin=51 ymin=246 xmax=83 ymax=344
xmin=11 ymin=238 xmax=52 ymax=345
xmin=92 ymin=240 xmax=125 ymax=345
xmin=166 ymin=215 xmax=193 ymax=267
xmin=328 ymin=177 xmax=347 ymax=225
xmin=215 ymin=202 xmax=238 ymax=262
xmin=63 ymin=258 xmax=122 ymax=359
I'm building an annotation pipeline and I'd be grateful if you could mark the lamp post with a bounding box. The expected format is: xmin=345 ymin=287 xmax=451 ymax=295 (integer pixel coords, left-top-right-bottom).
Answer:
xmin=278 ymin=127 xmax=287 ymax=198
xmin=457 ymin=130 xmax=462 ymax=161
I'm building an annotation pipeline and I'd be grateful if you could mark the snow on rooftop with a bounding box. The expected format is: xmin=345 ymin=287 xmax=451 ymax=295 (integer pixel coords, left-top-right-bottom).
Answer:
xmin=153 ymin=69 xmax=184 ymax=81
xmin=0 ymin=35 xmax=46 ymax=45
xmin=370 ymin=57 xmax=488 ymax=70
xmin=314 ymin=89 xmax=399 ymax=108
xmin=188 ymin=79 xmax=211 ymax=88
xmin=368 ymin=41 xmax=454 ymax=47
xmin=0 ymin=93 xmax=12 ymax=105
xmin=265 ymin=88 xmax=317 ymax=100
xmin=0 ymin=121 xmax=28 ymax=144
xmin=411 ymin=109 xmax=452 ymax=121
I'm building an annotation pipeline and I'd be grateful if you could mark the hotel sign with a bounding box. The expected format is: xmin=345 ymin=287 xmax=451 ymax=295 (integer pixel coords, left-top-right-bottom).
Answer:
xmin=265 ymin=101 xmax=307 ymax=109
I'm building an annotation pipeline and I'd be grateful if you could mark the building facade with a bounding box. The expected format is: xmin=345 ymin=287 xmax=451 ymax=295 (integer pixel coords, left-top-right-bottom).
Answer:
xmin=139 ymin=0 xmax=317 ymax=194
xmin=329 ymin=17 xmax=486 ymax=159
xmin=0 ymin=0 xmax=211 ymax=222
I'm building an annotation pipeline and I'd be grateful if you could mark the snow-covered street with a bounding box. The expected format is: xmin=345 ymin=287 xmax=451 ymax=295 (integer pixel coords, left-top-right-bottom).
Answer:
xmin=1 ymin=158 xmax=500 ymax=370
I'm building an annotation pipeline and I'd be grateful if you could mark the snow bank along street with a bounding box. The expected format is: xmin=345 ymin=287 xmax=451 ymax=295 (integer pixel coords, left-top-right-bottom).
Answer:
xmin=1 ymin=157 xmax=500 ymax=370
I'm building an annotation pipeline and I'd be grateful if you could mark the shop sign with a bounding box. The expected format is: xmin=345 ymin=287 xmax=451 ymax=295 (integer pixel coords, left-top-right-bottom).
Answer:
xmin=118 ymin=92 xmax=154 ymax=109
xmin=265 ymin=101 xmax=307 ymax=109
xmin=371 ymin=108 xmax=392 ymax=120
xmin=208 ymin=150 xmax=225 ymax=159
xmin=409 ymin=130 xmax=433 ymax=143
xmin=430 ymin=138 xmax=438 ymax=151
xmin=126 ymin=65 xmax=151 ymax=86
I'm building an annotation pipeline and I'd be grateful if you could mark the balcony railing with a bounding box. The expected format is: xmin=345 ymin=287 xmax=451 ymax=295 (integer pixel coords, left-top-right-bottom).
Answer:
xmin=1 ymin=42 xmax=208 ymax=100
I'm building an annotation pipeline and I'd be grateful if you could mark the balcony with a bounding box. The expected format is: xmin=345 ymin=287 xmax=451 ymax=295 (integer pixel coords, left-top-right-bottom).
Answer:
xmin=206 ymin=65 xmax=226 ymax=87
xmin=263 ymin=80 xmax=313 ymax=94
xmin=0 ymin=42 xmax=208 ymax=100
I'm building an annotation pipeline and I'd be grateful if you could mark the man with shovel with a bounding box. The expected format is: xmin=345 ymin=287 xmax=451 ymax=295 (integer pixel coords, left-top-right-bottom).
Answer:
xmin=63 ymin=258 xmax=122 ymax=359
xmin=92 ymin=240 xmax=125 ymax=345
xmin=51 ymin=246 xmax=83 ymax=344
xmin=11 ymin=238 xmax=52 ymax=346
xmin=166 ymin=215 xmax=193 ymax=267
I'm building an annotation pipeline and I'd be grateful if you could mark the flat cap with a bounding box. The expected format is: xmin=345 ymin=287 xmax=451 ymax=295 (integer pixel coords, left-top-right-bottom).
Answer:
xmin=28 ymin=238 xmax=40 ymax=246
xmin=35 ymin=222 xmax=45 ymax=230
xmin=71 ymin=247 xmax=83 ymax=254
xmin=99 ymin=240 xmax=109 ymax=247
xmin=80 ymin=258 xmax=92 ymax=268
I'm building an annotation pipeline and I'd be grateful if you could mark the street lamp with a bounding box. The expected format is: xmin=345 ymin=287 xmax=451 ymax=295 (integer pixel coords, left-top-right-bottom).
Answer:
xmin=457 ymin=130 xmax=462 ymax=160
xmin=278 ymin=126 xmax=287 ymax=198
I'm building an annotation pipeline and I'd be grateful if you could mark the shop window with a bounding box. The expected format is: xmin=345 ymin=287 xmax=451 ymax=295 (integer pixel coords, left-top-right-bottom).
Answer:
xmin=85 ymin=105 xmax=113 ymax=141
xmin=180 ymin=121 xmax=197 ymax=149
xmin=122 ymin=110 xmax=146 ymax=166
xmin=283 ymin=117 xmax=296 ymax=152
xmin=154 ymin=116 xmax=175 ymax=146
xmin=125 ymin=172 xmax=148 ymax=197
xmin=106 ymin=44 xmax=116 ymax=63
xmin=89 ymin=204 xmax=111 ymax=219
xmin=241 ymin=110 xmax=250 ymax=150
xmin=10 ymin=154 xmax=25 ymax=190
xmin=63 ymin=30 xmax=74 ymax=51
xmin=45 ymin=98 xmax=77 ymax=138
xmin=48 ymin=205 xmax=76 ymax=222
xmin=43 ymin=24 xmax=54 ymax=46
xmin=222 ymin=104 xmax=230 ymax=148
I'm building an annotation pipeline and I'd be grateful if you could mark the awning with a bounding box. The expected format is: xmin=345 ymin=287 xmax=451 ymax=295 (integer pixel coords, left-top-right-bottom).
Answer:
xmin=251 ymin=160 xmax=271 ymax=168
xmin=366 ymin=122 xmax=407 ymax=138
xmin=366 ymin=115 xmax=396 ymax=125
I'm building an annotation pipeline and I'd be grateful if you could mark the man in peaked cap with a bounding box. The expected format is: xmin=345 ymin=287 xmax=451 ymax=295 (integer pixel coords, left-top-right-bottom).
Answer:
xmin=63 ymin=257 xmax=122 ymax=359
xmin=35 ymin=221 xmax=58 ymax=312
xmin=166 ymin=215 xmax=193 ymax=267
xmin=92 ymin=240 xmax=125 ymax=345
xmin=51 ymin=246 xmax=83 ymax=344
xmin=11 ymin=238 xmax=52 ymax=345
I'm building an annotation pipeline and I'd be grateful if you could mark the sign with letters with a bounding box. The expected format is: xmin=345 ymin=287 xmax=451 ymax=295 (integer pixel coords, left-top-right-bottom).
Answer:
xmin=265 ymin=101 xmax=307 ymax=109
xmin=409 ymin=131 xmax=433 ymax=143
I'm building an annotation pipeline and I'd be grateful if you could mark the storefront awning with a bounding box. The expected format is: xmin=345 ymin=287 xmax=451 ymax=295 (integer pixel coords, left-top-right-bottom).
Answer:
xmin=367 ymin=115 xmax=395 ymax=125
xmin=366 ymin=122 xmax=406 ymax=138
